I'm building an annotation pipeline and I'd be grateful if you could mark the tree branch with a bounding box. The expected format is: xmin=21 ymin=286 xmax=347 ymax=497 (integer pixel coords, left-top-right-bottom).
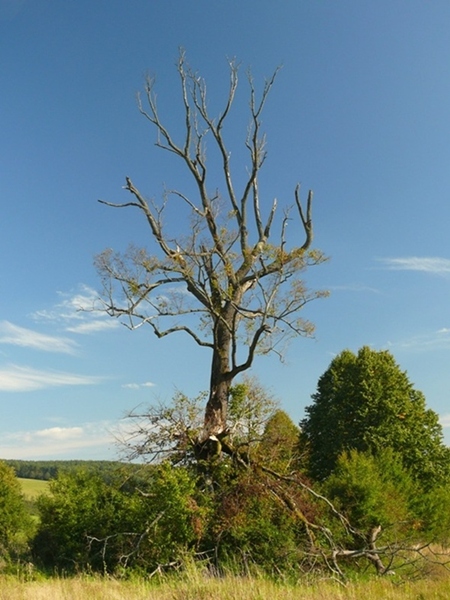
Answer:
xmin=295 ymin=185 xmax=313 ymax=251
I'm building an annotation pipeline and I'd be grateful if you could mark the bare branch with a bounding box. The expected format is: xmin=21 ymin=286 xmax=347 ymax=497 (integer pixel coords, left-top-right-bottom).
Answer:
xmin=231 ymin=323 xmax=271 ymax=376
xmin=295 ymin=185 xmax=314 ymax=251
xmin=168 ymin=189 xmax=206 ymax=217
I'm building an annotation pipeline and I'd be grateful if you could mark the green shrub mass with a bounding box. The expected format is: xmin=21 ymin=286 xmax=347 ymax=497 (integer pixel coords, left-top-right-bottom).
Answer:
xmin=32 ymin=463 xmax=204 ymax=573
xmin=2 ymin=348 xmax=450 ymax=581
xmin=0 ymin=462 xmax=34 ymax=564
xmin=301 ymin=346 xmax=450 ymax=488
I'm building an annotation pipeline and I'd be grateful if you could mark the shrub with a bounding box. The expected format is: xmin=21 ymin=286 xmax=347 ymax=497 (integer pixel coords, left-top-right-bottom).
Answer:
xmin=33 ymin=464 xmax=206 ymax=574
xmin=0 ymin=461 xmax=33 ymax=563
xmin=321 ymin=448 xmax=417 ymax=541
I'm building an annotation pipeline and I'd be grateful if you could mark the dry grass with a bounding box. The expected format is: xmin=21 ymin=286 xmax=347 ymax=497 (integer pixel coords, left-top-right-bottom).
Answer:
xmin=0 ymin=574 xmax=449 ymax=600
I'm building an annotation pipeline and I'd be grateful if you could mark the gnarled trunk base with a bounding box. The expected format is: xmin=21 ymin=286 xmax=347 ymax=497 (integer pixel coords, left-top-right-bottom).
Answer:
xmin=203 ymin=378 xmax=230 ymax=439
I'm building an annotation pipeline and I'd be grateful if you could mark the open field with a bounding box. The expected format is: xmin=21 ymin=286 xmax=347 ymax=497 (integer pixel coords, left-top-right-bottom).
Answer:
xmin=0 ymin=575 xmax=449 ymax=600
xmin=18 ymin=478 xmax=49 ymax=500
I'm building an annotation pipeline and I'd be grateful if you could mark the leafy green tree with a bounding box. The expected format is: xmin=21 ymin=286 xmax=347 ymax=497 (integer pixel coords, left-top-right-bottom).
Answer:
xmin=302 ymin=346 xmax=450 ymax=487
xmin=257 ymin=410 xmax=300 ymax=472
xmin=0 ymin=461 xmax=33 ymax=562
xmin=229 ymin=378 xmax=277 ymax=440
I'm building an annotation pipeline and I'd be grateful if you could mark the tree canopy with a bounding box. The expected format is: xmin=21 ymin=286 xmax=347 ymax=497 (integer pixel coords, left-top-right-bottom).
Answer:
xmin=301 ymin=346 xmax=450 ymax=487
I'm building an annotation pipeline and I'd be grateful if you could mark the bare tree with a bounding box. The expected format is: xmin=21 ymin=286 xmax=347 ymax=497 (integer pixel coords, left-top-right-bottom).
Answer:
xmin=96 ymin=50 xmax=327 ymax=448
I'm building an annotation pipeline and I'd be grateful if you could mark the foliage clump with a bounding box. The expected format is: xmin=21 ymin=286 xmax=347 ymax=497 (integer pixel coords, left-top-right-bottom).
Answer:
xmin=33 ymin=464 xmax=206 ymax=574
xmin=301 ymin=346 xmax=450 ymax=488
xmin=0 ymin=461 xmax=34 ymax=565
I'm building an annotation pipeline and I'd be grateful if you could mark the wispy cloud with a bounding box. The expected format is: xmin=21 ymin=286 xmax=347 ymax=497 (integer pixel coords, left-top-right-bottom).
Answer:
xmin=66 ymin=320 xmax=118 ymax=334
xmin=0 ymin=422 xmax=116 ymax=459
xmin=386 ymin=328 xmax=450 ymax=353
xmin=33 ymin=285 xmax=99 ymax=320
xmin=0 ymin=321 xmax=78 ymax=354
xmin=380 ymin=257 xmax=450 ymax=275
xmin=32 ymin=284 xmax=119 ymax=334
xmin=122 ymin=381 xmax=156 ymax=390
xmin=0 ymin=364 xmax=103 ymax=392
xmin=330 ymin=284 xmax=381 ymax=294
xmin=440 ymin=414 xmax=450 ymax=429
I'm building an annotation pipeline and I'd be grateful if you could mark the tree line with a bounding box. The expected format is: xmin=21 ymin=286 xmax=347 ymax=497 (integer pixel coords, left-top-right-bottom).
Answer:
xmin=4 ymin=460 xmax=126 ymax=482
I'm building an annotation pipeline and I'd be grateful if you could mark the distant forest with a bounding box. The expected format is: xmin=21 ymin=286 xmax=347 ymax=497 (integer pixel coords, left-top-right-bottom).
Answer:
xmin=4 ymin=459 xmax=126 ymax=481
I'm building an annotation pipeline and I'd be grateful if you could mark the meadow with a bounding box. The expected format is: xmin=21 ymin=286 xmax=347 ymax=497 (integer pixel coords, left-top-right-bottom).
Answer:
xmin=0 ymin=574 xmax=449 ymax=600
xmin=18 ymin=478 xmax=49 ymax=500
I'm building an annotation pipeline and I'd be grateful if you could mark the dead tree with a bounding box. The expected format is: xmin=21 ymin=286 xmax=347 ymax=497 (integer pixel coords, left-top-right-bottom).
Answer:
xmin=96 ymin=50 xmax=327 ymax=446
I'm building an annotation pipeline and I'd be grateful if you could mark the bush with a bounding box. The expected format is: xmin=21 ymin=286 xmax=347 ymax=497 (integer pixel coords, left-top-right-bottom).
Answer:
xmin=413 ymin=483 xmax=450 ymax=544
xmin=0 ymin=461 xmax=33 ymax=563
xmin=204 ymin=468 xmax=317 ymax=575
xmin=321 ymin=449 xmax=417 ymax=542
xmin=33 ymin=463 xmax=206 ymax=574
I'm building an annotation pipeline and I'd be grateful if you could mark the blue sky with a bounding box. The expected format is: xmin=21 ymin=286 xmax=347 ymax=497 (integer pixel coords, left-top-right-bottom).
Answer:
xmin=2 ymin=0 xmax=450 ymax=460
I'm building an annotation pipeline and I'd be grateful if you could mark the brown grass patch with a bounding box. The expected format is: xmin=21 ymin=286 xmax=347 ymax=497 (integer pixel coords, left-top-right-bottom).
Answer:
xmin=0 ymin=574 xmax=450 ymax=600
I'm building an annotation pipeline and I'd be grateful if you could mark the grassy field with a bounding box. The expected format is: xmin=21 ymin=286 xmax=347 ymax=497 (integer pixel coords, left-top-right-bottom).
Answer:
xmin=0 ymin=575 xmax=449 ymax=600
xmin=18 ymin=478 xmax=49 ymax=500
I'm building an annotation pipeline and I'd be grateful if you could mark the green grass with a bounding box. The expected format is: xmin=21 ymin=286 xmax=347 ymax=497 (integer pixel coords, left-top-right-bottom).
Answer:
xmin=0 ymin=574 xmax=449 ymax=600
xmin=18 ymin=478 xmax=50 ymax=500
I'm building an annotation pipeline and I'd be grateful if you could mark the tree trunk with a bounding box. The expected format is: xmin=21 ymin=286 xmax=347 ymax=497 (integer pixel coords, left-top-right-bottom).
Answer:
xmin=204 ymin=375 xmax=231 ymax=438
xmin=203 ymin=313 xmax=233 ymax=438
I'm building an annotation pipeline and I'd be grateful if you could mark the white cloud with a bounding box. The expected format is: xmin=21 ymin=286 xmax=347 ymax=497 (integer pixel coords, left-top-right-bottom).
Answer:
xmin=32 ymin=284 xmax=119 ymax=334
xmin=0 ymin=364 xmax=103 ymax=392
xmin=439 ymin=414 xmax=450 ymax=429
xmin=0 ymin=422 xmax=116 ymax=459
xmin=386 ymin=328 xmax=450 ymax=353
xmin=0 ymin=321 xmax=78 ymax=354
xmin=34 ymin=427 xmax=84 ymax=441
xmin=66 ymin=320 xmax=118 ymax=334
xmin=380 ymin=257 xmax=450 ymax=275
xmin=34 ymin=284 xmax=99 ymax=319
xmin=122 ymin=381 xmax=156 ymax=390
